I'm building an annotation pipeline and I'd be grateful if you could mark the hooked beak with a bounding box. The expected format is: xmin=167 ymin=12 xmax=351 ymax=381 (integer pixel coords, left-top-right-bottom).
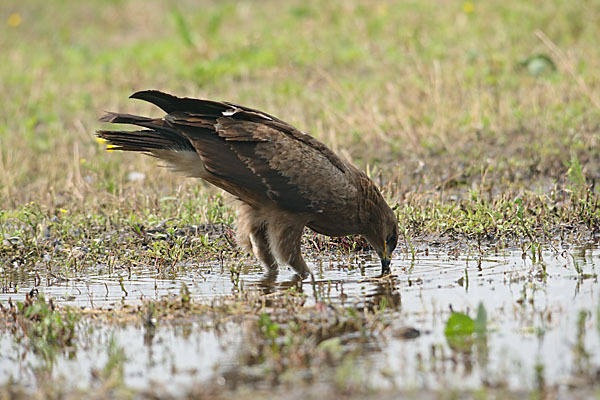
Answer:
xmin=381 ymin=256 xmax=391 ymax=275
xmin=380 ymin=242 xmax=392 ymax=275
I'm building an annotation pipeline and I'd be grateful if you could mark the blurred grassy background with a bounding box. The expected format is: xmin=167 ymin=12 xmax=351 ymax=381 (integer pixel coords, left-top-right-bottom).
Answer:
xmin=1 ymin=0 xmax=599 ymax=212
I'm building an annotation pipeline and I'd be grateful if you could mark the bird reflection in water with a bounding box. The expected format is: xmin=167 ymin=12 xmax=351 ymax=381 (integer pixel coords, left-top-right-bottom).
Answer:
xmin=243 ymin=269 xmax=400 ymax=311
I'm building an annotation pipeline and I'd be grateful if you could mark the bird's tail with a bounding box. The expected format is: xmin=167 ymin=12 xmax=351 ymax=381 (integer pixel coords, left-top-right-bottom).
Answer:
xmin=96 ymin=112 xmax=195 ymax=153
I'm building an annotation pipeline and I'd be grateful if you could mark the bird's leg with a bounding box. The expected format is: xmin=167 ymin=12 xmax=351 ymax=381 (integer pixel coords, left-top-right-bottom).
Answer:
xmin=288 ymin=250 xmax=311 ymax=278
xmin=265 ymin=217 xmax=311 ymax=278
xmin=250 ymin=226 xmax=279 ymax=273
xmin=236 ymin=202 xmax=279 ymax=273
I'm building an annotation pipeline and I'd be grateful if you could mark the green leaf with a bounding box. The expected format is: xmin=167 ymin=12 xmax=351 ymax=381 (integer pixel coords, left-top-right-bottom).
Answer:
xmin=474 ymin=302 xmax=487 ymax=335
xmin=515 ymin=197 xmax=524 ymax=221
xmin=445 ymin=312 xmax=475 ymax=337
xmin=258 ymin=313 xmax=280 ymax=340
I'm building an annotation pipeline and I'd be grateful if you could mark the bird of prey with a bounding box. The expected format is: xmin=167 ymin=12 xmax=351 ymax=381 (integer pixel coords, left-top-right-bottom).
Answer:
xmin=97 ymin=91 xmax=398 ymax=276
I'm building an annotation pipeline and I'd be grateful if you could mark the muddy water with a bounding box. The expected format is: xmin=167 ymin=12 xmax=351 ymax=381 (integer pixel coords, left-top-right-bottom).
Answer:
xmin=1 ymin=244 xmax=599 ymax=394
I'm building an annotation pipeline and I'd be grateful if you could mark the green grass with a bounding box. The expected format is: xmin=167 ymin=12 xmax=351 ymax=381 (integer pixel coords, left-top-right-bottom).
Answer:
xmin=9 ymin=293 xmax=79 ymax=369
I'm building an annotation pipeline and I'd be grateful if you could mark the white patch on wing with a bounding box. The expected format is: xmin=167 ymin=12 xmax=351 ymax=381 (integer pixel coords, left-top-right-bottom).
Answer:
xmin=251 ymin=111 xmax=272 ymax=121
xmin=152 ymin=149 xmax=209 ymax=178
xmin=222 ymin=107 xmax=273 ymax=121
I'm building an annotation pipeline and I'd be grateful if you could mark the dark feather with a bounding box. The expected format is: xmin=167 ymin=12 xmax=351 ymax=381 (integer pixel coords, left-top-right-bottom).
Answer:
xmin=96 ymin=90 xmax=399 ymax=276
xmin=99 ymin=91 xmax=353 ymax=213
xmin=131 ymin=90 xmax=348 ymax=172
xmin=96 ymin=128 xmax=195 ymax=153
xmin=131 ymin=90 xmax=236 ymax=117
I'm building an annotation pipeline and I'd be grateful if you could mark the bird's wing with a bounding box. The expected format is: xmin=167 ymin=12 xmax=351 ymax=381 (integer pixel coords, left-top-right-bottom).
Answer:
xmin=131 ymin=90 xmax=358 ymax=214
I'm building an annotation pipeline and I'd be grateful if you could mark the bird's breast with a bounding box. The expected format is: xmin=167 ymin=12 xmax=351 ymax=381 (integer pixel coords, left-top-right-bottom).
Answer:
xmin=306 ymin=209 xmax=361 ymax=237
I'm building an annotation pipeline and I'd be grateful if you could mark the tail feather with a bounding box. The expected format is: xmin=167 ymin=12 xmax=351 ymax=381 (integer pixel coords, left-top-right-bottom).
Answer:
xmin=97 ymin=111 xmax=196 ymax=153
xmin=98 ymin=112 xmax=152 ymax=124
xmin=99 ymin=111 xmax=179 ymax=133
xmin=97 ymin=129 xmax=186 ymax=152
xmin=97 ymin=101 xmax=208 ymax=179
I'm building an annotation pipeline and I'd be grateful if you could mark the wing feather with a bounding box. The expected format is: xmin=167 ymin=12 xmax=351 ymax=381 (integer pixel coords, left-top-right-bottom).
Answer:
xmin=167 ymin=115 xmax=356 ymax=213
xmin=108 ymin=90 xmax=358 ymax=213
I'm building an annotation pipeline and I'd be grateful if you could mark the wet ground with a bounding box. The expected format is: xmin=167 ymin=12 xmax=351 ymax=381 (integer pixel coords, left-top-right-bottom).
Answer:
xmin=1 ymin=242 xmax=599 ymax=397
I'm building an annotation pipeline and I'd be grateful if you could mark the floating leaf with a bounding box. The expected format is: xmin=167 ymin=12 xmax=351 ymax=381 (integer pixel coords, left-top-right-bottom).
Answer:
xmin=445 ymin=312 xmax=475 ymax=337
xmin=445 ymin=311 xmax=474 ymax=351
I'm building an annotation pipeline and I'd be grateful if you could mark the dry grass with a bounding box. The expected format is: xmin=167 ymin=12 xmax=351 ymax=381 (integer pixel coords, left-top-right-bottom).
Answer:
xmin=1 ymin=0 xmax=599 ymax=212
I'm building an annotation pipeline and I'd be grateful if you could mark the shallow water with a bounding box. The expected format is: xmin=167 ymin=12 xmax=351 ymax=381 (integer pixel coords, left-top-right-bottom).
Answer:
xmin=1 ymin=243 xmax=599 ymax=394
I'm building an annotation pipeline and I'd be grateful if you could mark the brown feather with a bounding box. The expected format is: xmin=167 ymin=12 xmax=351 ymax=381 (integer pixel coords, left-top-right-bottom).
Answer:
xmin=97 ymin=90 xmax=398 ymax=276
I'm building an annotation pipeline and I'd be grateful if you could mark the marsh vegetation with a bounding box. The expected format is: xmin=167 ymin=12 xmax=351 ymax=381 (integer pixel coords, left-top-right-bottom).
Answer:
xmin=1 ymin=0 xmax=600 ymax=398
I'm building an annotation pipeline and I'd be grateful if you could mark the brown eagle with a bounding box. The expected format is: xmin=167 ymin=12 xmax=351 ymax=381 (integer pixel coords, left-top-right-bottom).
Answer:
xmin=97 ymin=91 xmax=398 ymax=276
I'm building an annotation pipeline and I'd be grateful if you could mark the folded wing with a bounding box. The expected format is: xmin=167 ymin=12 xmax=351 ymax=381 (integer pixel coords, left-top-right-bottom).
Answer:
xmin=98 ymin=90 xmax=358 ymax=214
